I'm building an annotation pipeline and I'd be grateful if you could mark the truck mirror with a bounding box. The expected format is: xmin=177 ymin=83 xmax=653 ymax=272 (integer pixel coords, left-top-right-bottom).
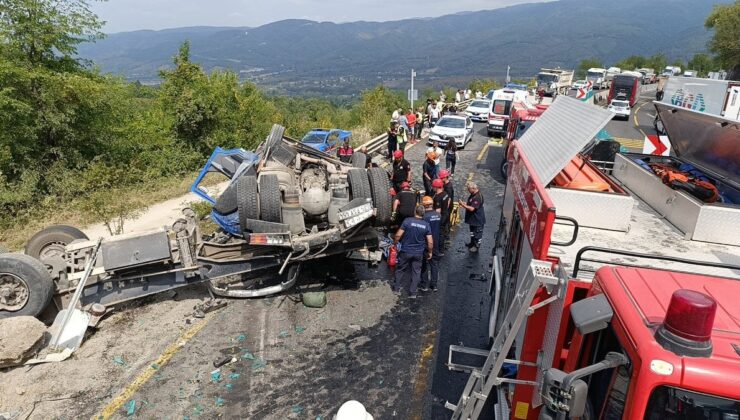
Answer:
xmin=570 ymin=293 xmax=613 ymax=335
xmin=540 ymin=368 xmax=589 ymax=418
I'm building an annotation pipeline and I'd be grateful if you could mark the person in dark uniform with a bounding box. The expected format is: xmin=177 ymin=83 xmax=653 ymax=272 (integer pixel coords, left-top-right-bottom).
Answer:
xmin=337 ymin=138 xmax=354 ymax=163
xmin=393 ymin=182 xmax=417 ymax=223
xmin=393 ymin=205 xmax=433 ymax=298
xmin=458 ymin=182 xmax=485 ymax=252
xmin=422 ymin=152 xmax=438 ymax=196
xmin=391 ymin=150 xmax=411 ymax=193
xmin=420 ymin=196 xmax=441 ymax=292
xmin=387 ymin=121 xmax=398 ymax=159
xmin=432 ymin=178 xmax=451 ymax=252
xmin=440 ymin=169 xmax=454 ymax=246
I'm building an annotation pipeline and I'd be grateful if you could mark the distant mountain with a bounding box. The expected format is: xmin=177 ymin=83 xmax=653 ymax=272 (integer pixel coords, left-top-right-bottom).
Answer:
xmin=78 ymin=0 xmax=725 ymax=94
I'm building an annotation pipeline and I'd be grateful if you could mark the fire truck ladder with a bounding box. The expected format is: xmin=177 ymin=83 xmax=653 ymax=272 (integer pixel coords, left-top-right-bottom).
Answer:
xmin=446 ymin=259 xmax=561 ymax=420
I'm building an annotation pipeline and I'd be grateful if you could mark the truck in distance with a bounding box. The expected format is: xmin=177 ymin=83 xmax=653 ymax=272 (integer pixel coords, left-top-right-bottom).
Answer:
xmin=636 ymin=67 xmax=656 ymax=84
xmin=536 ymin=68 xmax=574 ymax=97
xmin=662 ymin=65 xmax=682 ymax=76
xmin=586 ymin=68 xmax=608 ymax=90
xmin=608 ymin=73 xmax=641 ymax=107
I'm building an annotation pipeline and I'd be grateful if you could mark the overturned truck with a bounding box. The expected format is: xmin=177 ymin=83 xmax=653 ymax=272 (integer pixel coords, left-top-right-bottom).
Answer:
xmin=0 ymin=125 xmax=392 ymax=320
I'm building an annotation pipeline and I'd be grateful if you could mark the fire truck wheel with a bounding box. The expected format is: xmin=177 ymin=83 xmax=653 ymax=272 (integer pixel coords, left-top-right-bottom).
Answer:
xmin=367 ymin=167 xmax=392 ymax=226
xmin=25 ymin=225 xmax=89 ymax=262
xmin=348 ymin=169 xmax=371 ymax=201
xmin=351 ymin=152 xmax=367 ymax=168
xmin=0 ymin=253 xmax=54 ymax=319
xmin=259 ymin=174 xmax=283 ymax=223
xmin=237 ymin=175 xmax=259 ymax=230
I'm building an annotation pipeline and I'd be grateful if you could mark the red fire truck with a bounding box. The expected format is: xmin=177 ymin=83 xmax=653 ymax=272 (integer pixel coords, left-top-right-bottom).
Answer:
xmin=445 ymin=98 xmax=740 ymax=419
xmin=501 ymin=103 xmax=549 ymax=179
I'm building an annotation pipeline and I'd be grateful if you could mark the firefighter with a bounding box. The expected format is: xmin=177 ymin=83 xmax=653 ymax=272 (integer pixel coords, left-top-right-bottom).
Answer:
xmin=392 ymin=182 xmax=417 ymax=223
xmin=458 ymin=181 xmax=485 ymax=252
xmin=392 ymin=204 xmax=433 ymax=298
xmin=420 ymin=196 xmax=441 ymax=292
xmin=422 ymin=152 xmax=438 ymax=196
xmin=337 ymin=138 xmax=354 ymax=163
xmin=391 ymin=150 xmax=411 ymax=193
xmin=432 ymin=178 xmax=451 ymax=252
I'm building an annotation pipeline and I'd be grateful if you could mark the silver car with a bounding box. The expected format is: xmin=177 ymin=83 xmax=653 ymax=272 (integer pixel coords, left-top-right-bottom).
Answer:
xmin=465 ymin=99 xmax=491 ymax=122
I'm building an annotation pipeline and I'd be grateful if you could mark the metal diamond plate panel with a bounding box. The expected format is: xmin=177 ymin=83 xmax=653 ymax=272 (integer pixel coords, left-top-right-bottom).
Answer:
xmin=695 ymin=205 xmax=740 ymax=246
xmin=518 ymin=96 xmax=614 ymax=185
xmin=548 ymin=188 xmax=634 ymax=231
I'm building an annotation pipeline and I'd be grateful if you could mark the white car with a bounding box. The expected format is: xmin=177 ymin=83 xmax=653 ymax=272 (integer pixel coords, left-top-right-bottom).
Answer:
xmin=428 ymin=115 xmax=474 ymax=148
xmin=465 ymin=99 xmax=491 ymax=122
xmin=571 ymin=80 xmax=588 ymax=90
xmin=608 ymin=99 xmax=631 ymax=120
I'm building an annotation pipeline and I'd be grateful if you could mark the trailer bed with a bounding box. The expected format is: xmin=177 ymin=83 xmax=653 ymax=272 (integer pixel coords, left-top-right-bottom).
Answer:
xmin=549 ymin=189 xmax=740 ymax=280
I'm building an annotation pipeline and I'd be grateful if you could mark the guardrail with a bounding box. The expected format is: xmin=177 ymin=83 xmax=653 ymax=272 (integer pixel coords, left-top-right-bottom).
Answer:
xmin=359 ymin=99 xmax=475 ymax=158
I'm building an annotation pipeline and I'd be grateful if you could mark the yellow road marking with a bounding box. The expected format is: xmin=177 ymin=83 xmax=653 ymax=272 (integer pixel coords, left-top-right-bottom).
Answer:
xmin=633 ymin=101 xmax=648 ymax=138
xmin=410 ymin=331 xmax=438 ymax=420
xmin=467 ymin=172 xmax=474 ymax=182
xmin=96 ymin=315 xmax=213 ymax=419
xmin=476 ymin=143 xmax=490 ymax=162
xmin=612 ymin=137 xmax=644 ymax=149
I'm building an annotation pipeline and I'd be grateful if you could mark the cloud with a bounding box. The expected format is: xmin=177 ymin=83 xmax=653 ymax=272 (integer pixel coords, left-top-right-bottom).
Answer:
xmin=93 ymin=0 xmax=553 ymax=33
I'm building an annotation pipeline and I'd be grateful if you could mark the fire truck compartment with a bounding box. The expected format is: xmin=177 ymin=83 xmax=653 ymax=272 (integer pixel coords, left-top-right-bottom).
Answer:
xmin=548 ymin=155 xmax=633 ymax=231
xmin=548 ymin=189 xmax=740 ymax=280
xmin=612 ymin=103 xmax=740 ymax=246
xmin=516 ymin=96 xmax=634 ymax=231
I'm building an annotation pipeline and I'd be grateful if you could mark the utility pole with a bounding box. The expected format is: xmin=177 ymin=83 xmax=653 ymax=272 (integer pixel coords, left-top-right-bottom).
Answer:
xmin=410 ymin=69 xmax=417 ymax=109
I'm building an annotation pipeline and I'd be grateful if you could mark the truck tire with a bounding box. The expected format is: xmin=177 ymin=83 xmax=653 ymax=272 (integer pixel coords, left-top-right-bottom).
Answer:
xmin=25 ymin=225 xmax=88 ymax=261
xmin=214 ymin=181 xmax=239 ymax=215
xmin=237 ymin=175 xmax=259 ymax=231
xmin=348 ymin=169 xmax=371 ymax=201
xmin=0 ymin=253 xmax=54 ymax=319
xmin=351 ymin=152 xmax=367 ymax=168
xmin=367 ymin=167 xmax=392 ymax=226
xmin=259 ymin=174 xmax=282 ymax=223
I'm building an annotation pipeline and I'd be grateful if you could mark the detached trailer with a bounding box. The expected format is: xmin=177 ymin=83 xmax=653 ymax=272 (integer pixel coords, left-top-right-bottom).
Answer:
xmin=444 ymin=99 xmax=740 ymax=419
xmin=0 ymin=125 xmax=392 ymax=321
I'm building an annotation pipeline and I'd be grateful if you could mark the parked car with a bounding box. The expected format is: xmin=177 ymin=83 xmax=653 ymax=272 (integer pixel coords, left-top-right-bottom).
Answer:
xmin=300 ymin=129 xmax=351 ymax=153
xmin=608 ymin=98 xmax=631 ymax=120
xmin=571 ymin=80 xmax=588 ymax=90
xmin=428 ymin=115 xmax=474 ymax=148
xmin=465 ymin=99 xmax=491 ymax=122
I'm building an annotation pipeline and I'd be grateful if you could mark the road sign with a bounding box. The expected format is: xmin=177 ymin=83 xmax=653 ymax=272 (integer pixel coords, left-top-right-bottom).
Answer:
xmin=407 ymin=89 xmax=418 ymax=101
xmin=642 ymin=134 xmax=670 ymax=156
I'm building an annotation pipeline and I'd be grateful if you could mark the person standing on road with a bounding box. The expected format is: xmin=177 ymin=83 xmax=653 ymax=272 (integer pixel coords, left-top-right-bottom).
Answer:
xmin=432 ymin=178 xmax=451 ymax=251
xmin=422 ymin=152 xmax=438 ymax=196
xmin=406 ymin=108 xmax=417 ymax=144
xmin=415 ymin=107 xmax=424 ymax=140
xmin=397 ymin=124 xmax=408 ymax=152
xmin=420 ymin=196 xmax=441 ymax=292
xmin=387 ymin=121 xmax=399 ymax=159
xmin=391 ymin=150 xmax=411 ymax=193
xmin=392 ymin=109 xmax=400 ymax=124
xmin=393 ymin=205 xmax=433 ymax=298
xmin=392 ymin=181 xmax=417 ymax=223
xmin=430 ymin=102 xmax=440 ymax=127
xmin=337 ymin=138 xmax=354 ymax=163
xmin=444 ymin=140 xmax=458 ymax=175
xmin=427 ymin=141 xmax=444 ymax=170
xmin=399 ymin=110 xmax=409 ymax=136
xmin=458 ymin=182 xmax=485 ymax=253
xmin=441 ymin=169 xmax=455 ymax=248
xmin=455 ymin=89 xmax=462 ymax=104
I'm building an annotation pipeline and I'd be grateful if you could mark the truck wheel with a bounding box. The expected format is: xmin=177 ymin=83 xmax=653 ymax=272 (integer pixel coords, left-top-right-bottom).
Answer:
xmin=259 ymin=174 xmax=282 ymax=223
xmin=367 ymin=167 xmax=392 ymax=226
xmin=0 ymin=253 xmax=54 ymax=319
xmin=351 ymin=152 xmax=367 ymax=168
xmin=213 ymin=181 xmax=239 ymax=215
xmin=500 ymin=161 xmax=509 ymax=180
xmin=237 ymin=175 xmax=259 ymax=231
xmin=348 ymin=169 xmax=371 ymax=201
xmin=25 ymin=225 xmax=88 ymax=261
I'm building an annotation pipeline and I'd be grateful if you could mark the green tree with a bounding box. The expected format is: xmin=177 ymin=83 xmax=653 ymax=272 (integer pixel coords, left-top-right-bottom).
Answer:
xmin=353 ymin=85 xmax=405 ymax=135
xmin=646 ymin=53 xmax=667 ymax=72
xmin=0 ymin=0 xmax=104 ymax=69
xmin=615 ymin=55 xmax=647 ymax=71
xmin=705 ymin=1 xmax=740 ymax=77
xmin=576 ymin=58 xmax=604 ymax=78
xmin=468 ymin=79 xmax=500 ymax=95
xmin=687 ymin=53 xmax=715 ymax=76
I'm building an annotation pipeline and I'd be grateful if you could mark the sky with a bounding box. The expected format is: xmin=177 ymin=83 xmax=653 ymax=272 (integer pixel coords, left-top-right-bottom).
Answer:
xmin=92 ymin=0 xmax=551 ymax=33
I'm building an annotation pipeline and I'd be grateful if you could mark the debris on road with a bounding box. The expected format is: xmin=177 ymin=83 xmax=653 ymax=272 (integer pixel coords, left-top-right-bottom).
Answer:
xmin=113 ymin=356 xmax=127 ymax=366
xmin=192 ymin=299 xmax=227 ymax=319
xmin=124 ymin=399 xmax=136 ymax=416
xmin=302 ymin=291 xmax=327 ymax=308
xmin=213 ymin=355 xmax=234 ymax=368
xmin=215 ymin=397 xmax=226 ymax=407
xmin=0 ymin=316 xmax=46 ymax=368
xmin=210 ymin=370 xmax=222 ymax=383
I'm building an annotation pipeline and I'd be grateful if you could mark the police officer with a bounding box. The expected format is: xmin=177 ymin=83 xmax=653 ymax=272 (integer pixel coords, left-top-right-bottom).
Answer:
xmin=393 ymin=205 xmax=433 ymax=298
xmin=458 ymin=182 xmax=485 ymax=252
xmin=420 ymin=196 xmax=441 ymax=292
xmin=432 ymin=178 xmax=451 ymax=252
xmin=392 ymin=182 xmax=417 ymax=223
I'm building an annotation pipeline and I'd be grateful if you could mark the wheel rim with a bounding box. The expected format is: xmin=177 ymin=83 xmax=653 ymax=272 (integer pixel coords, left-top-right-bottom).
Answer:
xmin=38 ymin=241 xmax=67 ymax=276
xmin=0 ymin=273 xmax=29 ymax=311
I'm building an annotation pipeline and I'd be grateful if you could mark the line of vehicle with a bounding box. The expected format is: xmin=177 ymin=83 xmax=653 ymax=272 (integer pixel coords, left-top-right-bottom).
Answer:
xmin=96 ymin=314 xmax=214 ymax=419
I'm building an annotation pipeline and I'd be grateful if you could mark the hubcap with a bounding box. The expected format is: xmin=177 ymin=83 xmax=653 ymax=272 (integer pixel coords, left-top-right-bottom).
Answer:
xmin=0 ymin=273 xmax=29 ymax=311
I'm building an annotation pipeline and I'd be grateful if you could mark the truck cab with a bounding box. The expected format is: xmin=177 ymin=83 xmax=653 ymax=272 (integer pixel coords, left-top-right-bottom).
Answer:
xmin=586 ymin=68 xmax=607 ymax=90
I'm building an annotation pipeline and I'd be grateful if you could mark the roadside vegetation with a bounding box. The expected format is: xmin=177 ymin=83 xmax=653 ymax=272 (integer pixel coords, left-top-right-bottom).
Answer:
xmin=0 ymin=0 xmax=736 ymax=248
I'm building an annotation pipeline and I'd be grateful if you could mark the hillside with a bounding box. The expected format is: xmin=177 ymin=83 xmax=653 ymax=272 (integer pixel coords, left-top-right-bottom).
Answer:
xmin=78 ymin=0 xmax=724 ymax=94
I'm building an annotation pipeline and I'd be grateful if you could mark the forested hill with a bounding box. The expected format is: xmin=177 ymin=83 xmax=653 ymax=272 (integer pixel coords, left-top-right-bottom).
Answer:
xmin=78 ymin=0 xmax=724 ymax=89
